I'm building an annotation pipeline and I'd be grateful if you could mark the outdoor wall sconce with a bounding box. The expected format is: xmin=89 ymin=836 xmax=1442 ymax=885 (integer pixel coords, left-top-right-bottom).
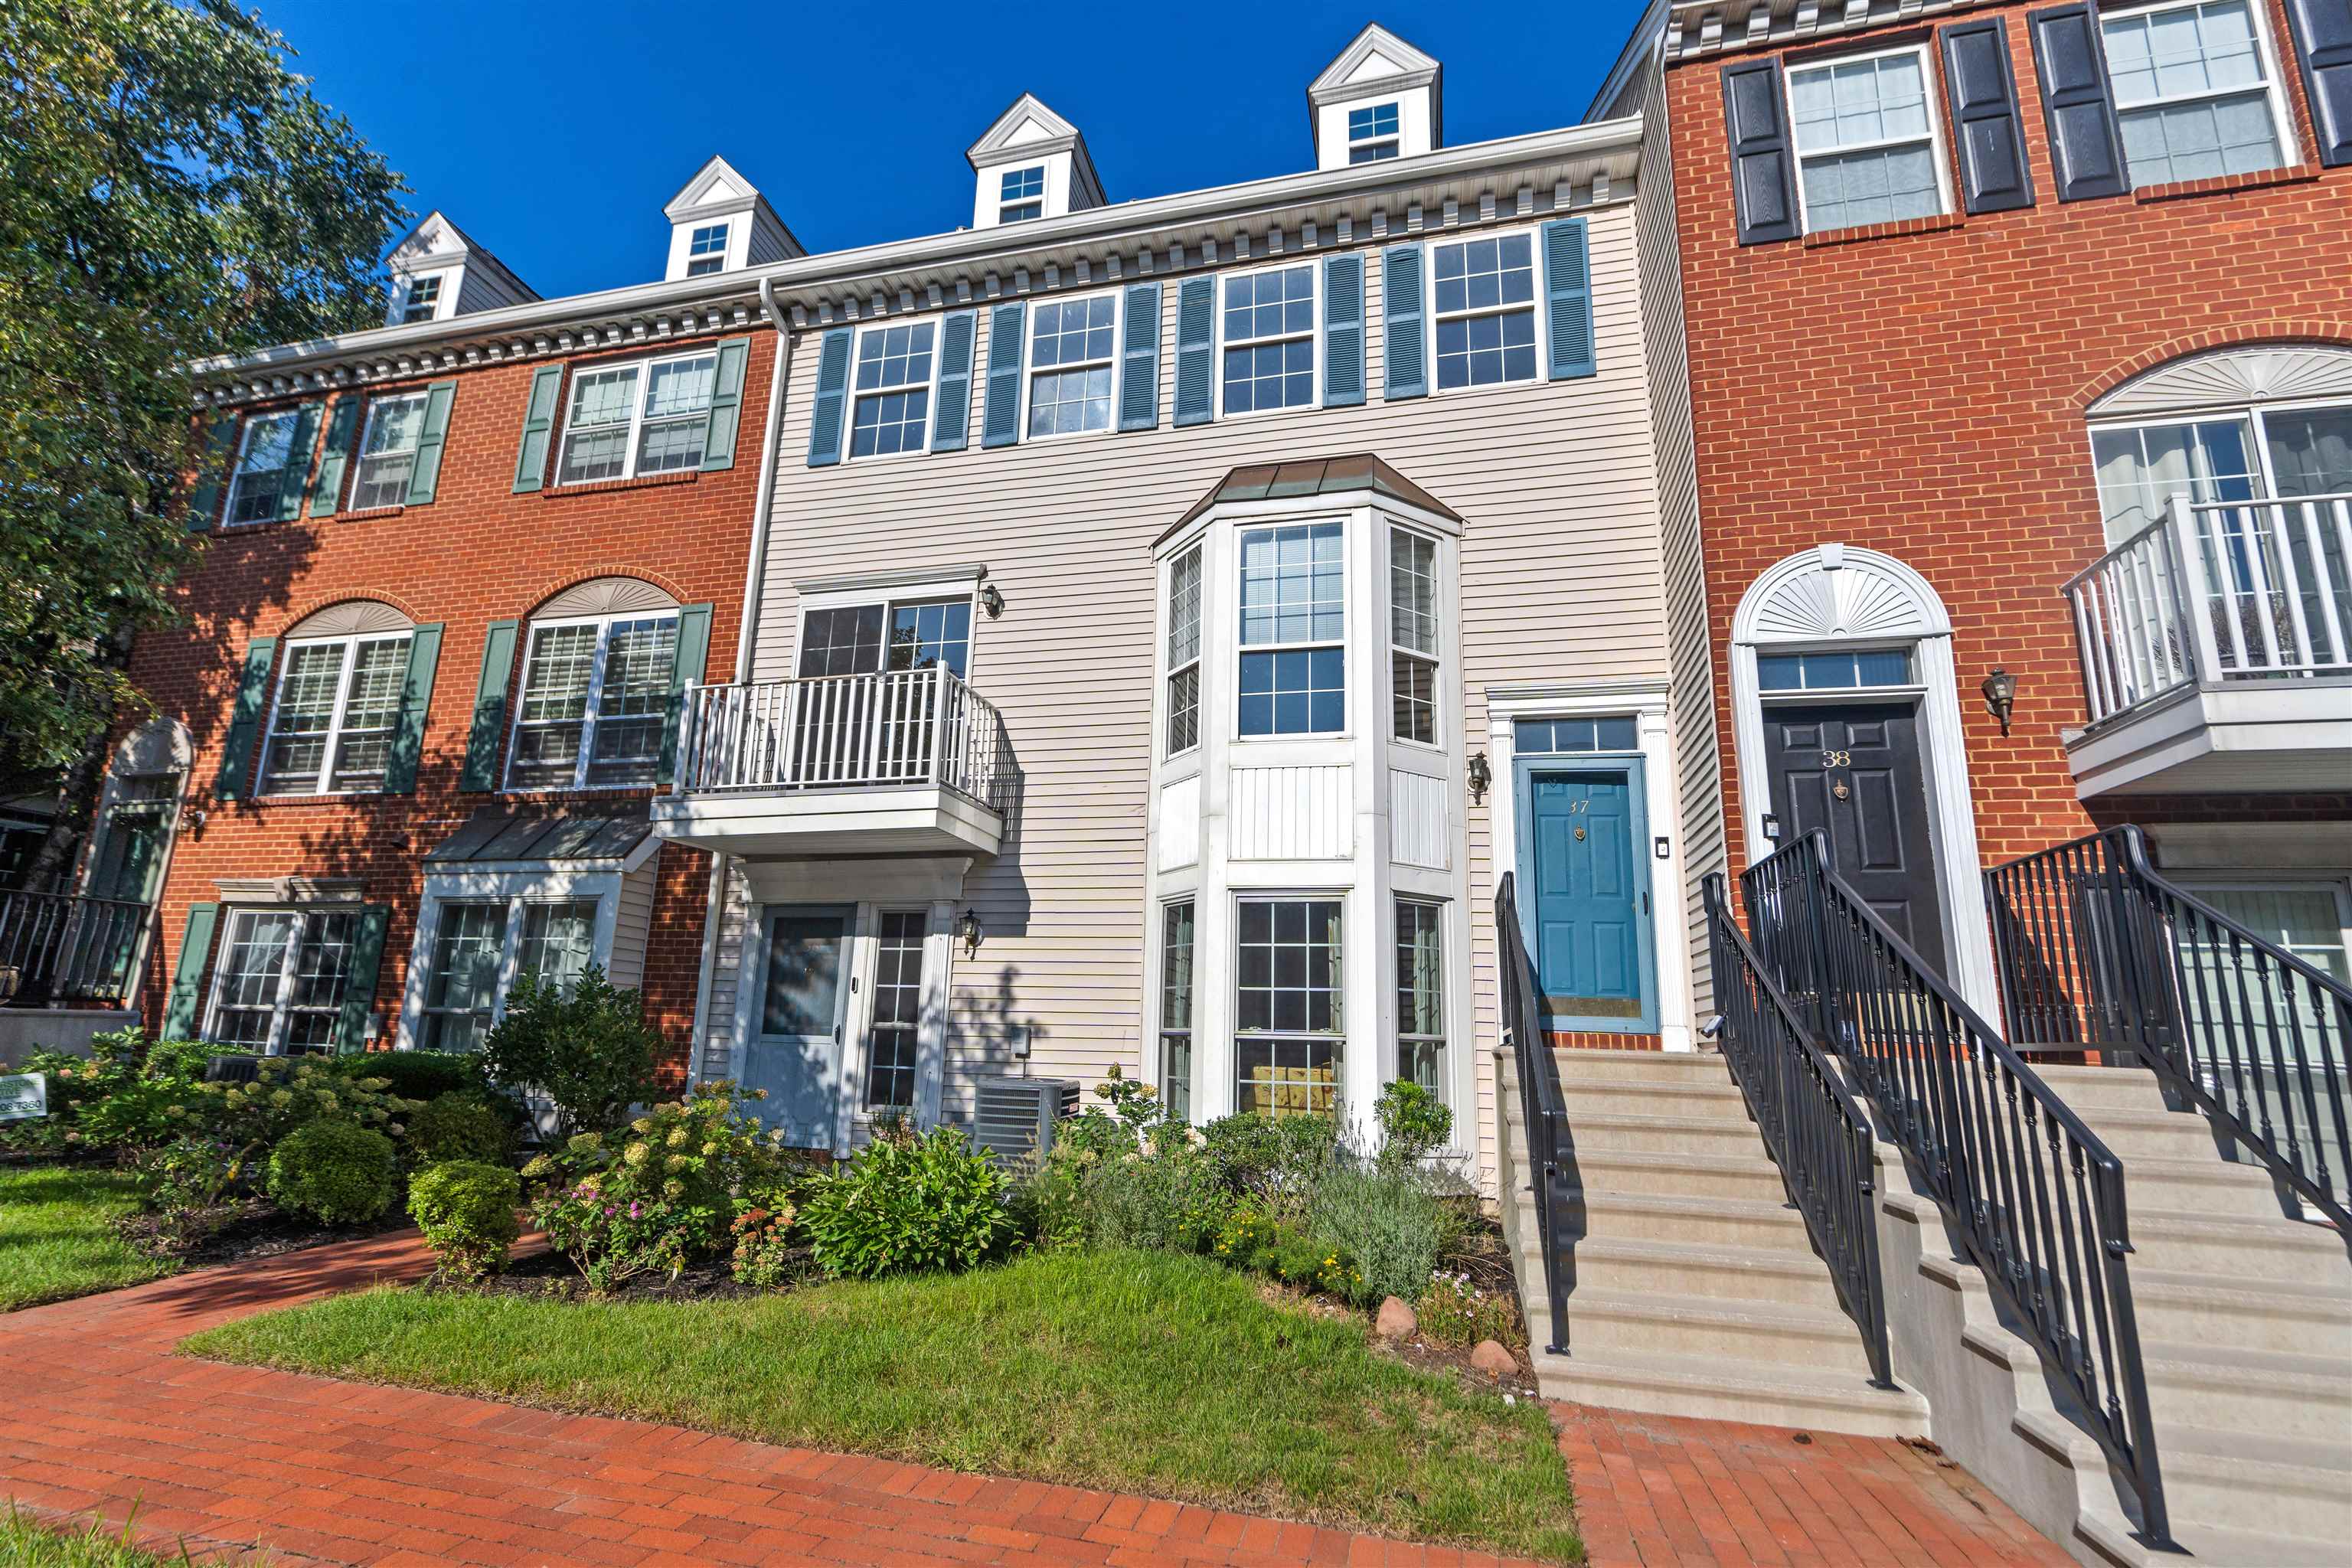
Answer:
xmin=978 ymin=582 xmax=1005 ymax=619
xmin=956 ymin=909 xmax=984 ymax=958
xmin=1760 ymin=812 xmax=1783 ymax=842
xmin=1468 ymin=752 xmax=1491 ymax=805
xmin=1655 ymin=835 xmax=1671 ymax=861
xmin=1981 ymin=667 xmax=2018 ymax=737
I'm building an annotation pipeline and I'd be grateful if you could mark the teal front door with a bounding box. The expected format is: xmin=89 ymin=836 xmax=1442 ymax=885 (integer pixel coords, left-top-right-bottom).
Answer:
xmin=1517 ymin=764 xmax=1657 ymax=1032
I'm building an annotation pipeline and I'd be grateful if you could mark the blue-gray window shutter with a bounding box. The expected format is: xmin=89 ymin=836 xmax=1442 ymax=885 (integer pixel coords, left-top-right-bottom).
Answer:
xmin=2030 ymin=5 xmax=2131 ymax=201
xmin=701 ymin=337 xmax=750 ymax=470
xmin=309 ymin=399 xmax=362 ymax=516
xmin=382 ymin=622 xmax=443 ymax=795
xmin=333 ymin=904 xmax=390 ymax=1054
xmin=1381 ymin=246 xmax=1426 ymax=401
xmin=273 ymin=403 xmax=322 ymax=521
xmin=2284 ymin=0 xmax=2352 ymax=167
xmin=405 ymin=381 xmax=457 ymax=504
xmin=1119 ymin=283 xmax=1162 ymax=430
xmin=982 ymin=302 xmax=1027 ymax=449
xmin=1172 ymin=279 xmax=1216 ymax=426
xmin=214 ymin=636 xmax=276 ymax=801
xmin=1321 ymin=255 xmax=1365 ymax=408
xmin=1942 ymin=19 xmax=2037 ymax=213
xmin=461 ymin=619 xmax=518 ymax=792
xmin=1723 ymin=58 xmax=1801 ymax=243
xmin=1541 ymin=219 xmax=1595 ymax=381
xmin=187 ymin=417 xmax=238 ymax=532
xmin=658 ymin=603 xmax=714 ymax=785
xmin=806 ymin=328 xmax=854 ymax=466
xmin=932 ymin=312 xmax=978 ymax=451
xmin=512 ymin=364 xmax=564 ymax=492
xmin=162 ymin=903 xmax=220 ymax=1040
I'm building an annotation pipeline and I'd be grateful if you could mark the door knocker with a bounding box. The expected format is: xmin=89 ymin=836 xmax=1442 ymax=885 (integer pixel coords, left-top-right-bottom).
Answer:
xmin=1832 ymin=778 xmax=1851 ymax=801
xmin=1574 ymin=825 xmax=1586 ymax=841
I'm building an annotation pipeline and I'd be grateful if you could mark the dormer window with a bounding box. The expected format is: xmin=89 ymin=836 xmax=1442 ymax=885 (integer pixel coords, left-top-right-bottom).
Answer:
xmin=999 ymin=167 xmax=1045 ymax=223
xmin=1348 ymin=103 xmax=1400 ymax=162
xmin=398 ymin=275 xmax=443 ymax=324
xmin=686 ymin=224 xmax=729 ymax=276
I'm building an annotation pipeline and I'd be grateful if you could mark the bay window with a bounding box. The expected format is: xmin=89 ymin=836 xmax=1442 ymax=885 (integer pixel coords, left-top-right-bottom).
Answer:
xmin=1235 ymin=899 xmax=1343 ymax=1117
xmin=1395 ymin=900 xmax=1446 ymax=1094
xmin=507 ymin=611 xmax=680 ymax=790
xmin=1388 ymin=528 xmax=1440 ymax=744
xmin=1238 ymin=522 xmax=1344 ymax=737
xmin=1160 ymin=900 xmax=1196 ymax=1122
xmin=260 ymin=632 xmax=413 ymax=795
xmin=556 ymin=350 xmax=718 ymax=484
xmin=1166 ymin=547 xmax=1202 ymax=756
xmin=414 ymin=893 xmax=600 ymax=1050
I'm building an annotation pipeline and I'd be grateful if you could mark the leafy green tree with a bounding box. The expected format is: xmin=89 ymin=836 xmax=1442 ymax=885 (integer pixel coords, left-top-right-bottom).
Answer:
xmin=1 ymin=0 xmax=404 ymax=876
xmin=480 ymin=967 xmax=665 ymax=1137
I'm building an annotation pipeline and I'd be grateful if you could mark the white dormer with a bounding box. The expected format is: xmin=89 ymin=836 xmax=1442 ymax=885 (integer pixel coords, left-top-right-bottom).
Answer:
xmin=1308 ymin=24 xmax=1442 ymax=171
xmin=662 ymin=155 xmax=805 ymax=283
xmin=383 ymin=211 xmax=538 ymax=328
xmin=965 ymin=94 xmax=1106 ymax=230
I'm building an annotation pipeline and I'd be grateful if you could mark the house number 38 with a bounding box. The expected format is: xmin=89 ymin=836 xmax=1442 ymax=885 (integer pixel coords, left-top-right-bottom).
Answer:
xmin=1821 ymin=749 xmax=1852 ymax=767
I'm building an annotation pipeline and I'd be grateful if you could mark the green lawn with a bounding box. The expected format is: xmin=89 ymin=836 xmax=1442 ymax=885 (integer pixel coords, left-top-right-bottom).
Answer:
xmin=188 ymin=1249 xmax=1579 ymax=1561
xmin=0 ymin=1166 xmax=172 ymax=1312
xmin=0 ymin=1506 xmax=242 ymax=1566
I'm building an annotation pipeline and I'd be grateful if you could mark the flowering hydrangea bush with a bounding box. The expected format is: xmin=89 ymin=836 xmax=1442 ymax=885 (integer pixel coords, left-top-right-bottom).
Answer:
xmin=0 ymin=1030 xmax=235 ymax=1156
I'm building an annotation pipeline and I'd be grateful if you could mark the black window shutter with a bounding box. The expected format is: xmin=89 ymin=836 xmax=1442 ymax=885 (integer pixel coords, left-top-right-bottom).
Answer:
xmin=1942 ymin=18 xmax=2037 ymax=211
xmin=2283 ymin=0 xmax=2352 ymax=168
xmin=2030 ymin=5 xmax=2131 ymax=200
xmin=1722 ymin=57 xmax=1801 ymax=244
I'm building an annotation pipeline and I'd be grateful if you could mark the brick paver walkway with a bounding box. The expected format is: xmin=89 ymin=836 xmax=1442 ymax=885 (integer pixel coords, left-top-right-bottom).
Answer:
xmin=2 ymin=1233 xmax=2068 ymax=1568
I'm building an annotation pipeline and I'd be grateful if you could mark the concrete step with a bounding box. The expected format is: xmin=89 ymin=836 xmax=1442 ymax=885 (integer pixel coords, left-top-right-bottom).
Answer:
xmin=2110 ymin=1152 xmax=2295 ymax=1217
xmin=2139 ymin=1338 xmax=2352 ymax=1442
xmin=2146 ymin=1423 xmax=2352 ymax=1544
xmin=1559 ymin=1076 xmax=1757 ymax=1124
xmin=1513 ymin=1231 xmax=1846 ymax=1312
xmin=1553 ymin=1287 xmax=1883 ymax=1369
xmin=2122 ymin=1206 xmax=2350 ymax=1286
xmin=1527 ymin=1345 xmax=1927 ymax=1439
xmin=1564 ymin=1147 xmax=1794 ymax=1204
xmin=1514 ymin=1189 xmax=1817 ymax=1253
xmin=2074 ymin=1508 xmax=2352 ymax=1568
xmin=2056 ymin=1103 xmax=2240 ymax=1165
xmin=2127 ymin=1268 xmax=2352 ymax=1358
xmin=1537 ymin=1109 xmax=1785 ymax=1160
xmin=1547 ymin=1048 xmax=1737 ymax=1089
xmin=2027 ymin=1063 xmax=2175 ymax=1114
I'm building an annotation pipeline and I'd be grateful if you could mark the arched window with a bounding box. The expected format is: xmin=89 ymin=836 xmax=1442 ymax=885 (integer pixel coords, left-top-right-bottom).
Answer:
xmin=260 ymin=601 xmax=416 ymax=796
xmin=509 ymin=577 xmax=683 ymax=791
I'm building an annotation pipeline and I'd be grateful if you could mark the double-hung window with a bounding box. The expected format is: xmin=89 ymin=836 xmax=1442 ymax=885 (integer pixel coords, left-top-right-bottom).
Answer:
xmin=865 ymin=910 xmax=927 ymax=1109
xmin=1165 ymin=547 xmax=1203 ymax=755
xmin=1395 ymin=900 xmax=1446 ymax=1095
xmin=2102 ymin=0 xmax=2288 ymax=188
xmin=207 ymin=907 xmax=358 ymax=1054
xmin=260 ymin=632 xmax=413 ymax=795
xmin=1027 ymin=296 xmax=1117 ymax=437
xmin=999 ymin=166 xmax=1044 ymax=223
xmin=1348 ymin=102 xmax=1400 ymax=162
xmin=416 ymin=895 xmax=599 ymax=1050
xmin=848 ymin=322 xmax=936 ymax=459
xmin=507 ymin=611 xmax=680 ymax=790
xmin=1160 ymin=900 xmax=1196 ymax=1122
xmin=224 ymin=410 xmax=306 ymax=526
xmin=555 ymin=350 xmax=718 ymax=485
xmin=1388 ymin=528 xmax=1440 ymax=744
xmin=1235 ymin=898 xmax=1343 ymax=1117
xmin=350 ymin=393 xmax=428 ymax=511
xmin=1238 ymin=522 xmax=1344 ymax=737
xmin=1220 ymin=265 xmax=1316 ymax=414
xmin=685 ymin=223 xmax=728 ymax=276
xmin=398 ymin=275 xmax=443 ymax=324
xmin=1430 ymin=234 xmax=1538 ymax=390
xmin=1785 ymin=47 xmax=1945 ymax=232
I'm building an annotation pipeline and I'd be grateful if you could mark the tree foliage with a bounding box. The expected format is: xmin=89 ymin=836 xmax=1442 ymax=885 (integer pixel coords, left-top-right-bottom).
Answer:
xmin=0 ymin=0 xmax=404 ymax=788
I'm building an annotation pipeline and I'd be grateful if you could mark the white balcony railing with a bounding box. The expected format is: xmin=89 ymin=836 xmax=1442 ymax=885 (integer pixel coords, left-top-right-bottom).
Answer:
xmin=2065 ymin=491 xmax=2352 ymax=726
xmin=671 ymin=668 xmax=1007 ymax=809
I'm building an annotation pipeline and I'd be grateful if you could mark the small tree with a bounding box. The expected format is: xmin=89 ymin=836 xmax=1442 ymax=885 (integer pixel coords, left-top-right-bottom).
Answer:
xmin=479 ymin=966 xmax=662 ymax=1137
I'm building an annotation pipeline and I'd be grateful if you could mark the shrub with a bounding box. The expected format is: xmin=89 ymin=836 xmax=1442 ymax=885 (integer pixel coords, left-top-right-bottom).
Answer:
xmin=1200 ymin=1110 xmax=1339 ymax=1218
xmin=266 ymin=1118 xmax=399 ymax=1225
xmin=480 ymin=967 xmax=662 ymax=1136
xmin=1417 ymin=1271 xmax=1524 ymax=1350
xmin=1305 ymin=1157 xmax=1446 ymax=1308
xmin=799 ymin=1126 xmax=1011 ymax=1279
xmin=177 ymin=1057 xmax=416 ymax=1174
xmin=406 ymin=1093 xmax=511 ymax=1166
xmin=1065 ymin=1142 xmax=1230 ymax=1253
xmin=1374 ymin=1080 xmax=1452 ymax=1165
xmin=730 ymin=1203 xmax=799 ymax=1289
xmin=338 ymin=1049 xmax=485 ymax=1104
xmin=0 ymin=1029 xmax=242 ymax=1156
xmin=1210 ymin=1203 xmax=1357 ymax=1296
xmin=409 ymin=1161 xmax=522 ymax=1282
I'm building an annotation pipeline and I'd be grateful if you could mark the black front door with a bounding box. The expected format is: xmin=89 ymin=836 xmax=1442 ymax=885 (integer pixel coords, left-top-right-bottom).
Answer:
xmin=1762 ymin=701 xmax=1947 ymax=968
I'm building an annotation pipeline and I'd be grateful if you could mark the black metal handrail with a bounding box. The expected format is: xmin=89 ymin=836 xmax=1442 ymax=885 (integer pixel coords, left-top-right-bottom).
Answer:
xmin=1987 ymin=825 xmax=2352 ymax=1230
xmin=1741 ymin=831 xmax=2170 ymax=1548
xmin=0 ymin=888 xmax=146 ymax=1007
xmin=1494 ymin=871 xmax=1572 ymax=1356
xmin=1703 ymin=873 xmax=1894 ymax=1390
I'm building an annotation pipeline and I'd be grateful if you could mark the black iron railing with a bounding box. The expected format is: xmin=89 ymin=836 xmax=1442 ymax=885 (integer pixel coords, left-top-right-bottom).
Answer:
xmin=1987 ymin=826 xmax=2352 ymax=1231
xmin=1742 ymin=831 xmax=2170 ymax=1548
xmin=1494 ymin=871 xmax=1572 ymax=1356
xmin=0 ymin=889 xmax=147 ymax=1007
xmin=1703 ymin=873 xmax=1894 ymax=1389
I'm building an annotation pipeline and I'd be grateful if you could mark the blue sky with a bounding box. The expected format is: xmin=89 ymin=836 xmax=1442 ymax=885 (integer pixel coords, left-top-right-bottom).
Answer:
xmin=261 ymin=1 xmax=1647 ymax=302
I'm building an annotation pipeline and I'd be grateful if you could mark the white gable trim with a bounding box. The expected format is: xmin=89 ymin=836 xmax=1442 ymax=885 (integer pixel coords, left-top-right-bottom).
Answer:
xmin=2087 ymin=345 xmax=2352 ymax=418
xmin=1308 ymin=23 xmax=1441 ymax=102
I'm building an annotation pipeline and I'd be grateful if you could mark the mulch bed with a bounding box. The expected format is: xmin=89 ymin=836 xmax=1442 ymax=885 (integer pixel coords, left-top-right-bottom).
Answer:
xmin=443 ymin=1243 xmax=799 ymax=1304
xmin=114 ymin=1198 xmax=410 ymax=1269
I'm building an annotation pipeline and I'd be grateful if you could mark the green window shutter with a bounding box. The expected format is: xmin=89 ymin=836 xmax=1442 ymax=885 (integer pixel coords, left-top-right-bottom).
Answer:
xmin=701 ymin=338 xmax=751 ymax=470
xmin=309 ymin=399 xmax=363 ymax=516
xmin=405 ymin=381 xmax=458 ymax=504
xmin=460 ymin=619 xmax=519 ymax=792
xmin=931 ymin=312 xmax=978 ymax=452
xmin=1542 ymin=219 xmax=1595 ymax=381
xmin=1322 ymin=254 xmax=1365 ymax=408
xmin=1172 ymin=278 xmax=1216 ymax=427
xmin=806 ymin=328 xmax=854 ymax=467
xmin=333 ymin=904 xmax=391 ymax=1054
xmin=161 ymin=903 xmax=222 ymax=1040
xmin=1382 ymin=246 xmax=1426 ymax=400
xmin=512 ymin=364 xmax=565 ymax=492
xmin=381 ymin=622 xmax=443 ymax=794
xmin=1117 ymin=283 xmax=1162 ymax=432
xmin=186 ymin=416 xmax=239 ymax=532
xmin=980 ymin=302 xmax=1027 ymax=449
xmin=214 ymin=636 xmax=278 ymax=801
xmin=658 ymin=603 xmax=715 ymax=785
xmin=273 ymin=402 xmax=323 ymax=522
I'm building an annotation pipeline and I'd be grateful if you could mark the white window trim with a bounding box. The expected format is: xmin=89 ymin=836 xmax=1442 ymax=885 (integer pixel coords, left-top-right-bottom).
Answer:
xmin=503 ymin=609 xmax=682 ymax=794
xmin=349 ymin=392 xmax=428 ymax=511
xmin=1782 ymin=41 xmax=1956 ymax=237
xmin=1387 ymin=524 xmax=1446 ymax=753
xmin=1164 ymin=544 xmax=1205 ymax=760
xmin=842 ymin=318 xmax=943 ymax=464
xmin=998 ymin=165 xmax=1047 ymax=224
xmin=2082 ymin=392 xmax=2352 ymax=525
xmin=1391 ymin=894 xmax=1450 ymax=1102
xmin=1347 ymin=102 xmax=1402 ymax=162
xmin=256 ymin=631 xmax=415 ymax=799
xmin=1421 ymin=220 xmax=1552 ymax=399
xmin=2099 ymin=0 xmax=2298 ymax=184
xmin=201 ymin=904 xmax=358 ymax=1056
xmin=1213 ymin=260 xmax=1324 ymax=421
xmin=394 ymin=871 xmax=622 ymax=1050
xmin=1232 ymin=516 xmax=1351 ymax=743
xmin=552 ymin=346 xmax=720 ymax=487
xmin=793 ymin=579 xmax=982 ymax=681
xmin=1230 ymin=891 xmax=1350 ymax=1119
xmin=223 ymin=409 xmax=304 ymax=528
xmin=397 ymin=273 xmax=447 ymax=325
xmin=1018 ymin=287 xmax=1123 ymax=444
xmin=685 ymin=223 xmax=730 ymax=276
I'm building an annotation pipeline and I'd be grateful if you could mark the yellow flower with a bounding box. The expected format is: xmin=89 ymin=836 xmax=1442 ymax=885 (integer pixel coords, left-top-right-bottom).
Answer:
xmin=666 ymin=1128 xmax=688 ymax=1148
xmin=625 ymin=1142 xmax=652 ymax=1166
xmin=632 ymin=1118 xmax=655 ymax=1135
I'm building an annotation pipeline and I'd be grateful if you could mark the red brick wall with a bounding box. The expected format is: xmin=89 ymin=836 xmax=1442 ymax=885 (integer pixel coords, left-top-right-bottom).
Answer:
xmin=1664 ymin=0 xmax=2352 ymax=879
xmin=130 ymin=330 xmax=776 ymax=1076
